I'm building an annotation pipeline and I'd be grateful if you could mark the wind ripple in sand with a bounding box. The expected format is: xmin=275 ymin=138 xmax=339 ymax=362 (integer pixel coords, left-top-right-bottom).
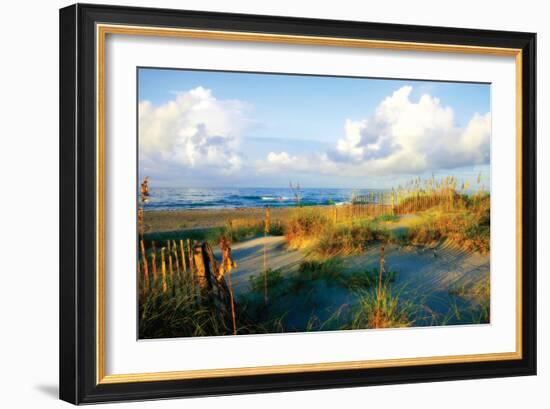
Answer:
xmin=215 ymin=236 xmax=304 ymax=294
xmin=217 ymin=236 xmax=489 ymax=304
xmin=344 ymin=241 xmax=489 ymax=295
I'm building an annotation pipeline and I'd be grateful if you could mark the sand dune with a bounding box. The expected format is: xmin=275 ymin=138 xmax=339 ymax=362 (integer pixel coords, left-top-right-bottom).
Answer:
xmin=218 ymin=235 xmax=489 ymax=317
xmin=215 ymin=236 xmax=304 ymax=294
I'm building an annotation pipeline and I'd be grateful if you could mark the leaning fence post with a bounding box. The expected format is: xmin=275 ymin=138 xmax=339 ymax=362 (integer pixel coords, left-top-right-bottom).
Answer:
xmin=203 ymin=242 xmax=219 ymax=281
xmin=193 ymin=243 xmax=208 ymax=292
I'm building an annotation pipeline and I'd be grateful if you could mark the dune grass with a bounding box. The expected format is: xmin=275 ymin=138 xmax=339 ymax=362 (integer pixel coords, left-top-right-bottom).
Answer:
xmin=139 ymin=285 xmax=239 ymax=338
xmin=284 ymin=208 xmax=329 ymax=249
xmin=139 ymin=271 xmax=294 ymax=338
xmin=344 ymin=268 xmax=397 ymax=292
xmin=143 ymin=220 xmax=284 ymax=248
xmin=238 ymin=258 xmax=407 ymax=332
xmin=315 ymin=222 xmax=381 ymax=256
xmin=281 ymin=181 xmax=490 ymax=257
xmin=346 ymin=286 xmax=416 ymax=329
xmin=407 ymin=194 xmax=490 ymax=253
xmin=448 ymin=275 xmax=490 ymax=324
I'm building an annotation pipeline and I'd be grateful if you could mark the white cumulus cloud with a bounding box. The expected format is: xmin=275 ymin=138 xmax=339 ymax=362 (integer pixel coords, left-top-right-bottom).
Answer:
xmin=262 ymin=86 xmax=491 ymax=177
xmin=139 ymin=86 xmax=249 ymax=174
xmin=329 ymin=85 xmax=491 ymax=175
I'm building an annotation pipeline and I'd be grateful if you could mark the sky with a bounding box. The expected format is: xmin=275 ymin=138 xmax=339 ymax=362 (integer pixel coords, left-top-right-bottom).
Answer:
xmin=138 ymin=68 xmax=491 ymax=189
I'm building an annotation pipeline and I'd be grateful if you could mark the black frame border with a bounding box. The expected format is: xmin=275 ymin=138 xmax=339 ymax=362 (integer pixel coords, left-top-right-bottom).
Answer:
xmin=59 ymin=3 xmax=536 ymax=404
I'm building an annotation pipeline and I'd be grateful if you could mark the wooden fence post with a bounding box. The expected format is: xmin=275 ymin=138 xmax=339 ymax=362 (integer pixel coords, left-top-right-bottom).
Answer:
xmin=179 ymin=239 xmax=187 ymax=282
xmin=140 ymin=240 xmax=149 ymax=291
xmin=202 ymin=242 xmax=219 ymax=282
xmin=263 ymin=208 xmax=271 ymax=303
xmin=222 ymin=238 xmax=238 ymax=336
xmin=168 ymin=251 xmax=174 ymax=294
xmin=137 ymin=207 xmax=144 ymax=240
xmin=160 ymin=247 xmax=167 ymax=293
xmin=193 ymin=243 xmax=208 ymax=292
xmin=172 ymin=240 xmax=180 ymax=284
xmin=265 ymin=207 xmax=271 ymax=234
xmin=187 ymin=239 xmax=194 ymax=272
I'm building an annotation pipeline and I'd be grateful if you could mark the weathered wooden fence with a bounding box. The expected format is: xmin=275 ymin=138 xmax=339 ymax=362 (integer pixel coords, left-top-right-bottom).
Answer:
xmin=138 ymin=237 xmax=238 ymax=333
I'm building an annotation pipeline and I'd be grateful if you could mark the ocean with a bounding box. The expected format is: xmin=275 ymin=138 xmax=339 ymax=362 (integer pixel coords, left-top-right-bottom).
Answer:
xmin=141 ymin=187 xmax=388 ymax=210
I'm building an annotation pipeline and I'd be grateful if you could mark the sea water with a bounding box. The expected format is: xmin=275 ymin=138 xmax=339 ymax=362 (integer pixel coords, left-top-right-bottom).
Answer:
xmin=141 ymin=187 xmax=389 ymax=210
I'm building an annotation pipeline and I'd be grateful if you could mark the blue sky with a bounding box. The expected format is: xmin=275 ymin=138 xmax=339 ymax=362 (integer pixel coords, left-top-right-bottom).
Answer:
xmin=138 ymin=68 xmax=491 ymax=189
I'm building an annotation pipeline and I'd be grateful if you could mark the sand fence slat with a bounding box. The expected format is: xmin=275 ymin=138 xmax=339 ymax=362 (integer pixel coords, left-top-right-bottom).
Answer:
xmin=140 ymin=239 xmax=149 ymax=292
xmin=160 ymin=247 xmax=167 ymax=293
xmin=179 ymin=239 xmax=187 ymax=282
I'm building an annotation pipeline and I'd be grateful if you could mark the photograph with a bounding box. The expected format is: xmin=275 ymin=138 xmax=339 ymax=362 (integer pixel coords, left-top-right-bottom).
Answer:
xmin=137 ymin=68 xmax=492 ymax=339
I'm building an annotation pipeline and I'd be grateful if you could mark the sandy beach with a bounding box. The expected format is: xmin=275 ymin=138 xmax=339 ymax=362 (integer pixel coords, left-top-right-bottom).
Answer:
xmin=144 ymin=206 xmax=308 ymax=233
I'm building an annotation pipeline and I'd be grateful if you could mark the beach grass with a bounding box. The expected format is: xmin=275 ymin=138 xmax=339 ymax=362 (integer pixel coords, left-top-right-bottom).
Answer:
xmin=236 ymin=258 xmax=404 ymax=332
xmin=448 ymin=275 xmax=490 ymax=324
xmin=347 ymin=286 xmax=416 ymax=329
xmin=139 ymin=285 xmax=236 ymax=338
xmin=143 ymin=221 xmax=284 ymax=248
xmin=284 ymin=208 xmax=330 ymax=249
xmin=407 ymin=194 xmax=490 ymax=253
xmin=315 ymin=222 xmax=382 ymax=256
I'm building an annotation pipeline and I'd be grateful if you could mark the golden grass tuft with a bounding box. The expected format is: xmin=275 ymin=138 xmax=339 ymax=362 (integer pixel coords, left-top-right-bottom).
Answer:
xmin=284 ymin=208 xmax=330 ymax=249
xmin=407 ymin=194 xmax=490 ymax=253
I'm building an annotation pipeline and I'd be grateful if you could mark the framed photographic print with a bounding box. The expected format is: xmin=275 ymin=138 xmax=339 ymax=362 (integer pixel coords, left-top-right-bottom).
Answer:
xmin=59 ymin=3 xmax=536 ymax=404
